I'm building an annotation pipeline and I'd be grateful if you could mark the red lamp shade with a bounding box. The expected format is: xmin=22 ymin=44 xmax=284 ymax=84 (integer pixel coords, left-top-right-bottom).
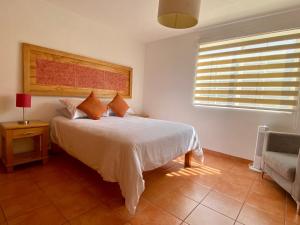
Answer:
xmin=16 ymin=93 xmax=31 ymax=108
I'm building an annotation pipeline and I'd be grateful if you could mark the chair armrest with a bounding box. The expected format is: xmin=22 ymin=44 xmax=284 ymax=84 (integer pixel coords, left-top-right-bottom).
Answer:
xmin=292 ymin=152 xmax=300 ymax=201
xmin=265 ymin=131 xmax=300 ymax=154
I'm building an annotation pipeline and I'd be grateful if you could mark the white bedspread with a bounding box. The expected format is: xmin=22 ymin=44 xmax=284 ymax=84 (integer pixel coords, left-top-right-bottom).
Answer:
xmin=51 ymin=116 xmax=202 ymax=214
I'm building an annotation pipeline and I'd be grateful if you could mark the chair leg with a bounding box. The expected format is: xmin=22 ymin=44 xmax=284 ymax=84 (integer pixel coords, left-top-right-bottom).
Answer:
xmin=297 ymin=202 xmax=300 ymax=215
xmin=261 ymin=162 xmax=265 ymax=179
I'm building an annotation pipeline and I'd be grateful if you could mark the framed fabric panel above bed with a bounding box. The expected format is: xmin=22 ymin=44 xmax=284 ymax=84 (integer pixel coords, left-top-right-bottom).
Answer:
xmin=22 ymin=43 xmax=132 ymax=98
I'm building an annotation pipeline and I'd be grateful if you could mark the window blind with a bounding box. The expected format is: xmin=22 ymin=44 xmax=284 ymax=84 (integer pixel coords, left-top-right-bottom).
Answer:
xmin=194 ymin=29 xmax=300 ymax=112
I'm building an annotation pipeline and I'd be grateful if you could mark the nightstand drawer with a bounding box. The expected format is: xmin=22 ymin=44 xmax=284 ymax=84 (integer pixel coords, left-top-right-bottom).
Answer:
xmin=12 ymin=127 xmax=44 ymax=138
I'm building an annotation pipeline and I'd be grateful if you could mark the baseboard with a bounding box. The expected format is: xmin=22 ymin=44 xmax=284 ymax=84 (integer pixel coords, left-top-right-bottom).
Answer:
xmin=203 ymin=148 xmax=252 ymax=164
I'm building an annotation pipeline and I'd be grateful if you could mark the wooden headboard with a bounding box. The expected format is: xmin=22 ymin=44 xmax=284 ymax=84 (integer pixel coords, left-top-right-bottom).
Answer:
xmin=22 ymin=43 xmax=132 ymax=98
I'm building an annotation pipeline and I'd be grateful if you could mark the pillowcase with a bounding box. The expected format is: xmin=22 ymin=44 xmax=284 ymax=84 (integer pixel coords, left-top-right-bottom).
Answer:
xmin=59 ymin=99 xmax=87 ymax=119
xmin=56 ymin=108 xmax=73 ymax=119
xmin=108 ymin=93 xmax=129 ymax=117
xmin=77 ymin=91 xmax=107 ymax=120
xmin=59 ymin=98 xmax=109 ymax=119
xmin=108 ymin=107 xmax=135 ymax=116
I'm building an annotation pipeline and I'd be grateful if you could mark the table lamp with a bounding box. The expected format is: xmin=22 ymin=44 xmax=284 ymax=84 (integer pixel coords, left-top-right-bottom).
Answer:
xmin=16 ymin=93 xmax=31 ymax=125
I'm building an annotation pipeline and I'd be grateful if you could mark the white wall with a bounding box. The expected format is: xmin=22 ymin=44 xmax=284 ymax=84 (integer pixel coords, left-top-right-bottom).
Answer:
xmin=0 ymin=0 xmax=145 ymax=123
xmin=143 ymin=9 xmax=300 ymax=160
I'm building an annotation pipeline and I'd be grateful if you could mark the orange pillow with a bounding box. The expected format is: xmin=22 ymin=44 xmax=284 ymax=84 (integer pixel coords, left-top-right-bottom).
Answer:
xmin=77 ymin=92 xmax=107 ymax=120
xmin=108 ymin=93 xmax=129 ymax=117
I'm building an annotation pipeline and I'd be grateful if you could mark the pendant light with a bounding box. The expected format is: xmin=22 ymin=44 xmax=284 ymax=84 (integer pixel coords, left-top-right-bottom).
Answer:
xmin=158 ymin=0 xmax=201 ymax=29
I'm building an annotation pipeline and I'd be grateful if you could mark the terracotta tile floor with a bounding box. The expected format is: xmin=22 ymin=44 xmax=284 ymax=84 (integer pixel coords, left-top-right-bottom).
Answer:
xmin=0 ymin=151 xmax=299 ymax=225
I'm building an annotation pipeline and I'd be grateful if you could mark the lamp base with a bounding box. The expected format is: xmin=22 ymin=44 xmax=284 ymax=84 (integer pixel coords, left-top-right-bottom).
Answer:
xmin=18 ymin=120 xmax=30 ymax=125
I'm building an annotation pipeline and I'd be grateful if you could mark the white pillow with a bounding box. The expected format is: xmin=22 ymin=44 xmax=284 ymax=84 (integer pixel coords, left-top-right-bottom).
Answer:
xmin=59 ymin=99 xmax=87 ymax=119
xmin=59 ymin=98 xmax=109 ymax=119
xmin=127 ymin=108 xmax=135 ymax=115
xmin=56 ymin=108 xmax=72 ymax=119
xmin=108 ymin=107 xmax=135 ymax=116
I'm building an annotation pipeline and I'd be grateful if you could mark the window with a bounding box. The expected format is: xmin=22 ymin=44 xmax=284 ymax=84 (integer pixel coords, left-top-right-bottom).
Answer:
xmin=194 ymin=29 xmax=300 ymax=112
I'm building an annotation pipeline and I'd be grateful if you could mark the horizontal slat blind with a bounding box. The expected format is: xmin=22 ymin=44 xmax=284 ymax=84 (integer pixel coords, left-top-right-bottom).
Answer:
xmin=194 ymin=29 xmax=300 ymax=111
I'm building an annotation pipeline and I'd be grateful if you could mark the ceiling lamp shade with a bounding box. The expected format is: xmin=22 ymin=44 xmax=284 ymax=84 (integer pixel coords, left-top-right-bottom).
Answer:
xmin=158 ymin=0 xmax=201 ymax=29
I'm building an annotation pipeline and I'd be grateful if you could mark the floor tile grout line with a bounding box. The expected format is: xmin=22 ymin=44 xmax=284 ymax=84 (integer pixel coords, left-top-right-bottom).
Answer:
xmin=1 ymin=194 xmax=52 ymax=223
xmin=175 ymin=178 xmax=212 ymax=204
xmin=35 ymin=175 xmax=108 ymax=223
xmin=284 ymin=192 xmax=287 ymax=225
xmin=233 ymin=174 xmax=257 ymax=224
xmin=32 ymin=168 xmax=110 ymax=224
xmin=142 ymin=196 xmax=185 ymax=223
xmin=201 ymin=167 xmax=246 ymax=222
xmin=236 ymin=175 xmax=287 ymax=225
xmin=0 ymin=205 xmax=7 ymax=224
xmin=179 ymin=190 xmax=210 ymax=204
xmin=200 ymin=165 xmax=249 ymax=223
xmin=0 ymin=172 xmax=31 ymax=187
xmin=200 ymin=204 xmax=240 ymax=223
xmin=0 ymin=153 xmax=271 ymax=225
xmin=181 ymin=184 xmax=215 ymax=223
xmin=143 ymin=182 xmax=213 ymax=224
xmin=0 ymin=176 xmax=53 ymax=223
xmin=65 ymin=203 xmax=103 ymax=224
xmin=142 ymin=162 xmax=213 ymax=223
xmin=2 ymin=201 xmax=52 ymax=223
xmin=200 ymin=167 xmax=255 ymax=223
xmin=39 ymin=161 xmax=184 ymax=223
xmin=180 ymin=161 xmax=243 ymax=224
xmin=201 ymin=188 xmax=250 ymax=221
xmin=181 ymin=198 xmax=204 ymax=224
xmin=31 ymin=171 xmax=71 ymax=223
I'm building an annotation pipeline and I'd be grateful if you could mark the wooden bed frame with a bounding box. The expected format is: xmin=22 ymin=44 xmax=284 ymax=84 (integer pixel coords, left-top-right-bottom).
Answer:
xmin=52 ymin=143 xmax=192 ymax=168
xmin=184 ymin=151 xmax=192 ymax=167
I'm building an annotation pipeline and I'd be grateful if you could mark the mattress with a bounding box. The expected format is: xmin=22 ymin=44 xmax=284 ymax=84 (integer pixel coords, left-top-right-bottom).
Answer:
xmin=51 ymin=115 xmax=202 ymax=214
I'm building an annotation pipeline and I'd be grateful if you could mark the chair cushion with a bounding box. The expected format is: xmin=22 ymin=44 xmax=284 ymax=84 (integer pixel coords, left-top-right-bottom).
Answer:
xmin=263 ymin=151 xmax=297 ymax=181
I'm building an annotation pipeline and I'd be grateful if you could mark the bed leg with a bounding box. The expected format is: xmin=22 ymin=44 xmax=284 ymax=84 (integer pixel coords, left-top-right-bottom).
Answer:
xmin=184 ymin=151 xmax=192 ymax=168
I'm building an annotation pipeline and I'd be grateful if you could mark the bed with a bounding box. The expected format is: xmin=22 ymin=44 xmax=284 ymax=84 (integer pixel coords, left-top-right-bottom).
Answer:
xmin=51 ymin=115 xmax=202 ymax=214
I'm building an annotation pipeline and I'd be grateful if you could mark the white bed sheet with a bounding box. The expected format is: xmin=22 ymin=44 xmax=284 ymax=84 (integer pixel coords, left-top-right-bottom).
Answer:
xmin=51 ymin=116 xmax=202 ymax=214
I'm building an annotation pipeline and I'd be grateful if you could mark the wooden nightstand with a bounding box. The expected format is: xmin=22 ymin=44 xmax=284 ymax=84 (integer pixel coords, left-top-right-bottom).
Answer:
xmin=0 ymin=121 xmax=49 ymax=172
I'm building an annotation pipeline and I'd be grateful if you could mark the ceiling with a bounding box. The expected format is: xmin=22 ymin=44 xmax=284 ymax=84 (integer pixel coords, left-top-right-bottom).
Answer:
xmin=45 ymin=0 xmax=300 ymax=43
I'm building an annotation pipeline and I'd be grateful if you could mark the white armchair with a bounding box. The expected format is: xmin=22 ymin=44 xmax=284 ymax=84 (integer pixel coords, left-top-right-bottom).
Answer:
xmin=262 ymin=131 xmax=300 ymax=214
